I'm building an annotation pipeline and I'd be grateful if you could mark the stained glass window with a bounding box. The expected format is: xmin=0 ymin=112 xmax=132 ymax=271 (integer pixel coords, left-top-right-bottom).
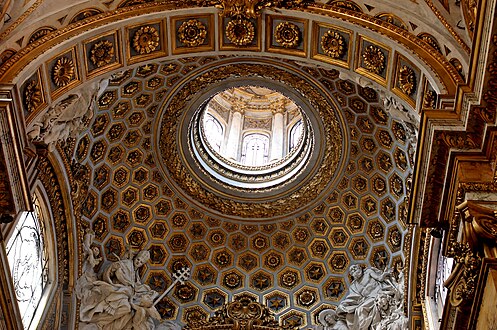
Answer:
xmin=241 ymin=134 xmax=269 ymax=166
xmin=6 ymin=195 xmax=49 ymax=329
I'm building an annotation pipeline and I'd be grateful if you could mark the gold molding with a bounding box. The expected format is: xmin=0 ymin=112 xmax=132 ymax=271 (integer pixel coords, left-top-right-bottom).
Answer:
xmin=265 ymin=15 xmax=308 ymax=58
xmin=45 ymin=46 xmax=81 ymax=102
xmin=391 ymin=52 xmax=420 ymax=108
xmin=83 ymin=30 xmax=123 ymax=79
xmin=355 ymin=35 xmax=390 ymax=87
xmin=171 ymin=14 xmax=216 ymax=55
xmin=311 ymin=21 xmax=353 ymax=69
xmin=125 ymin=19 xmax=168 ymax=65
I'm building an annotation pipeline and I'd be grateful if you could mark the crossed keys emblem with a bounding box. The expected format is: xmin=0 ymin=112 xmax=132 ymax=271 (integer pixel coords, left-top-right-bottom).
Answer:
xmin=153 ymin=267 xmax=191 ymax=306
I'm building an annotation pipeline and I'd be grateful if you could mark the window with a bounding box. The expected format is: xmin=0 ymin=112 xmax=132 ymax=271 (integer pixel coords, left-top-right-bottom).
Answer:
xmin=203 ymin=113 xmax=224 ymax=152
xmin=289 ymin=120 xmax=303 ymax=150
xmin=6 ymin=194 xmax=50 ymax=329
xmin=241 ymin=134 xmax=269 ymax=166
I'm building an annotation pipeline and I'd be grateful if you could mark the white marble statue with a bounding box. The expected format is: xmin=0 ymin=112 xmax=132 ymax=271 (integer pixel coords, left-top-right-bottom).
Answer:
xmin=317 ymin=265 xmax=407 ymax=330
xmin=77 ymin=243 xmax=162 ymax=329
xmin=27 ymin=80 xmax=107 ymax=151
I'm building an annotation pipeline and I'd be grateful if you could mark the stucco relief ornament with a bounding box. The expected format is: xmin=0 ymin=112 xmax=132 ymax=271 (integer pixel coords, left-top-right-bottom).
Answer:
xmin=23 ymin=80 xmax=43 ymax=113
xmin=133 ymin=26 xmax=160 ymax=54
xmin=362 ymin=45 xmax=385 ymax=75
xmin=321 ymin=30 xmax=345 ymax=59
xmin=178 ymin=19 xmax=207 ymax=47
xmin=275 ymin=21 xmax=301 ymax=48
xmin=52 ymin=57 xmax=75 ymax=87
xmin=90 ymin=40 xmax=115 ymax=67
xmin=226 ymin=18 xmax=255 ymax=45
xmin=423 ymin=90 xmax=436 ymax=108
xmin=398 ymin=65 xmax=416 ymax=96
xmin=317 ymin=265 xmax=408 ymax=330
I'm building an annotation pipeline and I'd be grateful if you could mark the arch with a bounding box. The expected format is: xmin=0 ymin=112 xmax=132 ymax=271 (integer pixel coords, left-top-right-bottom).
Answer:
xmin=240 ymin=133 xmax=270 ymax=166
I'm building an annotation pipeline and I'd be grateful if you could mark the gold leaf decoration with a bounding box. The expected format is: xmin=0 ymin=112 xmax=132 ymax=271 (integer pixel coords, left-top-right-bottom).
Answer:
xmin=90 ymin=40 xmax=115 ymax=68
xmin=52 ymin=57 xmax=75 ymax=87
xmin=398 ymin=65 xmax=416 ymax=96
xmin=133 ymin=26 xmax=160 ymax=54
xmin=321 ymin=30 xmax=345 ymax=59
xmin=226 ymin=18 xmax=255 ymax=46
xmin=423 ymin=90 xmax=436 ymax=108
xmin=362 ymin=45 xmax=385 ymax=75
xmin=178 ymin=19 xmax=207 ymax=47
xmin=274 ymin=21 xmax=301 ymax=48
xmin=24 ymin=80 xmax=42 ymax=113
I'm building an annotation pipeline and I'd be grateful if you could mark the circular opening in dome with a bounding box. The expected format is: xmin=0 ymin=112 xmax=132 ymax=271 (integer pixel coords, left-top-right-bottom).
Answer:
xmin=200 ymin=86 xmax=304 ymax=168
xmin=190 ymin=84 xmax=314 ymax=189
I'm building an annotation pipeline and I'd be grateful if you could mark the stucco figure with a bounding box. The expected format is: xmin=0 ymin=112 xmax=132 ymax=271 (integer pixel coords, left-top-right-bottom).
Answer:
xmin=317 ymin=265 xmax=407 ymax=330
xmin=77 ymin=246 xmax=163 ymax=329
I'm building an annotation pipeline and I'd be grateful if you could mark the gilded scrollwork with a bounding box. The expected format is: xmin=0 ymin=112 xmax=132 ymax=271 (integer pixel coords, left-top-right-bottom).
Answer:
xmin=226 ymin=18 xmax=255 ymax=45
xmin=52 ymin=57 xmax=75 ymax=87
xmin=90 ymin=40 xmax=115 ymax=67
xmin=398 ymin=65 xmax=415 ymax=96
xmin=23 ymin=79 xmax=43 ymax=113
xmin=362 ymin=45 xmax=385 ymax=75
xmin=321 ymin=30 xmax=345 ymax=59
xmin=133 ymin=26 xmax=160 ymax=54
xmin=194 ymin=0 xmax=312 ymax=19
xmin=185 ymin=293 xmax=286 ymax=330
xmin=275 ymin=21 xmax=300 ymax=48
xmin=446 ymin=241 xmax=481 ymax=306
xmin=178 ymin=19 xmax=207 ymax=47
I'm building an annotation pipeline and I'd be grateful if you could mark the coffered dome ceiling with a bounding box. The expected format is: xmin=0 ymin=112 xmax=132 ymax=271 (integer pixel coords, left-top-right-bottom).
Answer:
xmin=0 ymin=0 xmax=477 ymax=328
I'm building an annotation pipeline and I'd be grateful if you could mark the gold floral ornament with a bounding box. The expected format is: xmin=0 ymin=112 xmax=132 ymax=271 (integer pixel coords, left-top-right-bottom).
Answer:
xmin=178 ymin=19 xmax=207 ymax=47
xmin=133 ymin=26 xmax=160 ymax=54
xmin=362 ymin=45 xmax=385 ymax=75
xmin=423 ymin=90 xmax=436 ymax=108
xmin=321 ymin=30 xmax=345 ymax=59
xmin=398 ymin=65 xmax=416 ymax=96
xmin=226 ymin=18 xmax=255 ymax=46
xmin=52 ymin=57 xmax=75 ymax=87
xmin=275 ymin=21 xmax=301 ymax=48
xmin=90 ymin=40 xmax=115 ymax=68
xmin=24 ymin=80 xmax=42 ymax=113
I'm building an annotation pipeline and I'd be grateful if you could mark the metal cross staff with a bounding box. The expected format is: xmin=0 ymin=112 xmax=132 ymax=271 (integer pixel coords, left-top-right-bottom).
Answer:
xmin=153 ymin=267 xmax=191 ymax=306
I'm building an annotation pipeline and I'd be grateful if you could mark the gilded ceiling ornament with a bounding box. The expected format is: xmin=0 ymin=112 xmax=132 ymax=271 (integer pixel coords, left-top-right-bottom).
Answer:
xmin=362 ymin=45 xmax=385 ymax=75
xmin=52 ymin=57 xmax=75 ymax=87
xmin=196 ymin=0 xmax=313 ymax=19
xmin=274 ymin=21 xmax=301 ymax=48
xmin=321 ymin=30 xmax=345 ymax=59
xmin=24 ymin=80 xmax=42 ymax=113
xmin=133 ymin=26 xmax=160 ymax=54
xmin=178 ymin=19 xmax=208 ymax=47
xmin=398 ymin=65 xmax=416 ymax=96
xmin=226 ymin=18 xmax=255 ymax=46
xmin=90 ymin=40 xmax=115 ymax=67
xmin=423 ymin=90 xmax=436 ymax=109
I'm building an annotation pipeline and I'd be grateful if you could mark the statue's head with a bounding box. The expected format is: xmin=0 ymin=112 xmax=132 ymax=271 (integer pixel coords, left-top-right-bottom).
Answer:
xmin=349 ymin=264 xmax=363 ymax=279
xmin=134 ymin=250 xmax=150 ymax=268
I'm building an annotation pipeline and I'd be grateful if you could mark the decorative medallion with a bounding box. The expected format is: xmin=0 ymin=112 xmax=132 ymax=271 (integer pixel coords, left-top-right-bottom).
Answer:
xmin=133 ymin=26 xmax=160 ymax=54
xmin=321 ymin=30 xmax=345 ymax=59
xmin=90 ymin=40 xmax=115 ymax=67
xmin=362 ymin=45 xmax=385 ymax=75
xmin=23 ymin=80 xmax=43 ymax=113
xmin=275 ymin=22 xmax=301 ymax=48
xmin=398 ymin=65 xmax=416 ymax=95
xmin=52 ymin=57 xmax=75 ymax=87
xmin=178 ymin=20 xmax=207 ymax=47
xmin=226 ymin=18 xmax=255 ymax=46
